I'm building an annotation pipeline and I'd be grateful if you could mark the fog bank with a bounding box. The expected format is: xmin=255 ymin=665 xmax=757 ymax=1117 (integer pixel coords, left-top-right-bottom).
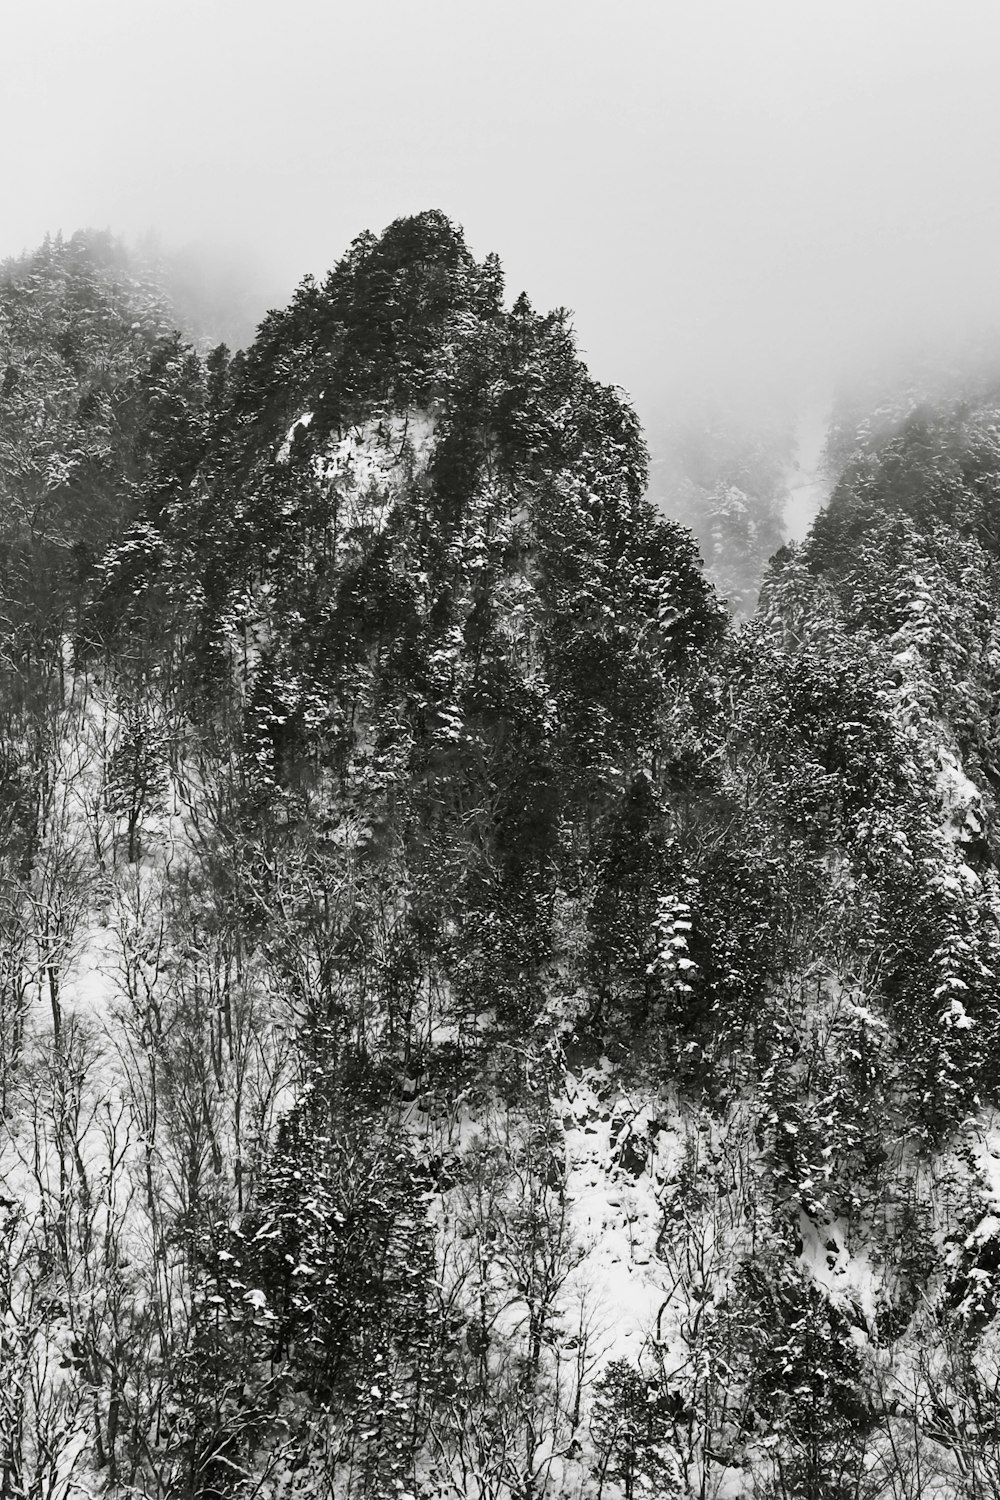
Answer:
xmin=8 ymin=0 xmax=1000 ymax=503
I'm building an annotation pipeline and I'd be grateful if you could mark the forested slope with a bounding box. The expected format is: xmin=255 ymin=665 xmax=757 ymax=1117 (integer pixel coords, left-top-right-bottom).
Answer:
xmin=5 ymin=217 xmax=1000 ymax=1499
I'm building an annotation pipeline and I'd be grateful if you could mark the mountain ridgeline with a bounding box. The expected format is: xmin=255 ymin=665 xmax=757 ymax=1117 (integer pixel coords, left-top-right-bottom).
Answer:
xmin=5 ymin=217 xmax=1000 ymax=1498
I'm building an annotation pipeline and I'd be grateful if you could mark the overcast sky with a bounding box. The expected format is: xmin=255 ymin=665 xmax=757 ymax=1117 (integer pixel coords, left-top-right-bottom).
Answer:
xmin=6 ymin=0 xmax=1000 ymax=449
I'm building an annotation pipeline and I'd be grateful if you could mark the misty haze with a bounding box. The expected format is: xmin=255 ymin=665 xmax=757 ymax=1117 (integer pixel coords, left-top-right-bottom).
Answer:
xmin=7 ymin=4 xmax=1000 ymax=1498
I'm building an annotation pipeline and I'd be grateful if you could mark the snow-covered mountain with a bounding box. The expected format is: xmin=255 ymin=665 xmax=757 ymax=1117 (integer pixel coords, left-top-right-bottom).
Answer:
xmin=5 ymin=217 xmax=1000 ymax=1499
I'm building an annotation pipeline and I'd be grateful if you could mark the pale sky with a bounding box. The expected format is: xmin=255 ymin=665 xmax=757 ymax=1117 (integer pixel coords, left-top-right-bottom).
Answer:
xmin=6 ymin=0 xmax=1000 ymax=446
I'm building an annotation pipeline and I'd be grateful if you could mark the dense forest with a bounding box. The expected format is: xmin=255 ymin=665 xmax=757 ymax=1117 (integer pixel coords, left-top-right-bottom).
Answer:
xmin=4 ymin=217 xmax=1000 ymax=1500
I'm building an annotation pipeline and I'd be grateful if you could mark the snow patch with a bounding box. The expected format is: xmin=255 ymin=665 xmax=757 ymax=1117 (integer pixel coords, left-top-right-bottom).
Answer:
xmin=936 ymin=744 xmax=986 ymax=848
xmin=276 ymin=410 xmax=313 ymax=463
xmin=311 ymin=410 xmax=437 ymax=537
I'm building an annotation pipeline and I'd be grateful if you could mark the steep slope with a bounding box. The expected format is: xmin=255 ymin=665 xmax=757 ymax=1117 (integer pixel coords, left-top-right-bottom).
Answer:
xmin=9 ymin=215 xmax=1000 ymax=1500
xmin=97 ymin=210 xmax=725 ymax=1060
xmin=2 ymin=215 xmax=731 ymax=1500
xmin=763 ymin=397 xmax=1000 ymax=1120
